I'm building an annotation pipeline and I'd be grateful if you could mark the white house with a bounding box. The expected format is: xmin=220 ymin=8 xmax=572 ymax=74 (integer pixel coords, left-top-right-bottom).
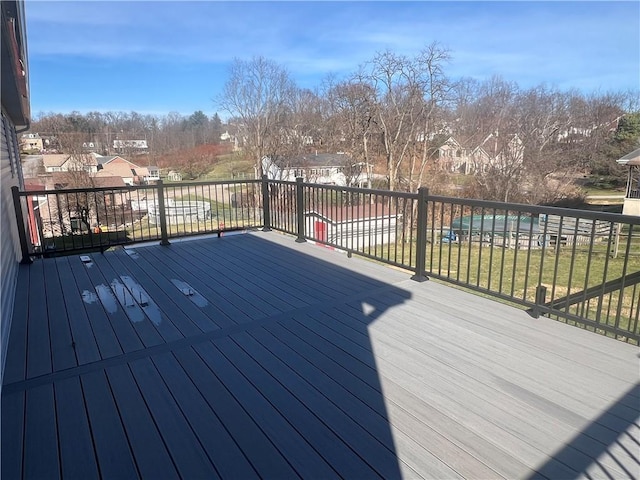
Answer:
xmin=20 ymin=132 xmax=42 ymax=152
xmin=304 ymin=204 xmax=400 ymax=250
xmin=262 ymin=152 xmax=371 ymax=187
xmin=42 ymin=154 xmax=99 ymax=174
xmin=113 ymin=139 xmax=148 ymax=153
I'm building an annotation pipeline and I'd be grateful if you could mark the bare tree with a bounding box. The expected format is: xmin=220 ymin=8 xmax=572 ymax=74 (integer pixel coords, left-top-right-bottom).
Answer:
xmin=218 ymin=56 xmax=297 ymax=177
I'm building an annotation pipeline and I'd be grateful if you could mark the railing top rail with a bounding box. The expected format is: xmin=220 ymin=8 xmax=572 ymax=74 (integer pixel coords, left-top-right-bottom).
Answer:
xmin=19 ymin=184 xmax=151 ymax=196
xmin=167 ymin=179 xmax=261 ymax=188
xmin=428 ymin=194 xmax=640 ymax=225
xmin=296 ymin=180 xmax=419 ymax=200
xmin=18 ymin=178 xmax=262 ymax=197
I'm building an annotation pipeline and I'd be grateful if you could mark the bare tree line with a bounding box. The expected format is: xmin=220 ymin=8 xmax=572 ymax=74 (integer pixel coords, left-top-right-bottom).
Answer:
xmin=31 ymin=110 xmax=224 ymax=158
xmin=30 ymin=44 xmax=640 ymax=204
xmin=218 ymin=46 xmax=639 ymax=204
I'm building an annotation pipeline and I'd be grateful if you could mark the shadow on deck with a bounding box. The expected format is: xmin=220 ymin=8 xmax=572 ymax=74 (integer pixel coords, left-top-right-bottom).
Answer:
xmin=2 ymin=232 xmax=639 ymax=479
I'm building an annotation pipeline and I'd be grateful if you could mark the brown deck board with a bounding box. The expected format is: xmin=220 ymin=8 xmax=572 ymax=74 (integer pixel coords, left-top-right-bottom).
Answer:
xmin=2 ymin=232 xmax=638 ymax=480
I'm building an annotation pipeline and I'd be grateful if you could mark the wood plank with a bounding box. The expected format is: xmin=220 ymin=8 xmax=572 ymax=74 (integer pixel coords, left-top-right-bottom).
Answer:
xmin=25 ymin=260 xmax=51 ymax=378
xmin=190 ymin=340 xmax=345 ymax=479
xmin=67 ymin=256 xmax=123 ymax=359
xmin=128 ymin=357 xmax=219 ymax=479
xmin=106 ymin=363 xmax=179 ymax=479
xmin=214 ymin=334 xmax=400 ymax=479
xmin=1 ymin=391 xmax=25 ymax=479
xmin=187 ymin=239 xmax=328 ymax=306
xmin=108 ymin=248 xmax=220 ymax=334
xmin=122 ymin=247 xmax=237 ymax=329
xmin=354 ymin=289 xmax=640 ymax=420
xmin=241 ymin=328 xmax=466 ymax=479
xmin=150 ymin=352 xmax=260 ymax=479
xmin=224 ymin=234 xmax=393 ymax=294
xmin=69 ymin=253 xmax=147 ymax=353
xmin=86 ymin=252 xmax=179 ymax=346
xmin=43 ymin=259 xmax=77 ymax=372
xmin=223 ymin=238 xmax=348 ymax=299
xmin=81 ymin=369 xmax=139 ymax=479
xmin=54 ymin=376 xmax=100 ymax=479
xmin=23 ymin=384 xmax=60 ymax=479
xmin=264 ymin=321 xmax=530 ymax=479
xmin=323 ymin=299 xmax=635 ymax=477
xmin=3 ymin=263 xmax=30 ymax=384
xmin=172 ymin=241 xmax=300 ymax=314
xmin=175 ymin=345 xmax=302 ymax=479
xmin=202 ymin=233 xmax=398 ymax=295
xmin=54 ymin=256 xmax=101 ymax=365
xmin=137 ymin=244 xmax=259 ymax=323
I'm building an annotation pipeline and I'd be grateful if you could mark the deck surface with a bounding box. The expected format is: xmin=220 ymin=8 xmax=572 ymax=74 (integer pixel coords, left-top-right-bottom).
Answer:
xmin=2 ymin=231 xmax=639 ymax=479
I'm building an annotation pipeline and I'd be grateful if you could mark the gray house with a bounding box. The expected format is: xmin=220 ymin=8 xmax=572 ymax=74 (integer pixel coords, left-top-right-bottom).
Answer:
xmin=1 ymin=0 xmax=30 ymax=386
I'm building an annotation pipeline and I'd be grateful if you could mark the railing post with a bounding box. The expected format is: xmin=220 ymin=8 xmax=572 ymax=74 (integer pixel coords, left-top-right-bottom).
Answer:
xmin=261 ymin=175 xmax=271 ymax=232
xmin=295 ymin=177 xmax=306 ymax=243
xmin=411 ymin=187 xmax=428 ymax=282
xmin=156 ymin=180 xmax=170 ymax=246
xmin=12 ymin=186 xmax=32 ymax=264
xmin=532 ymin=285 xmax=547 ymax=319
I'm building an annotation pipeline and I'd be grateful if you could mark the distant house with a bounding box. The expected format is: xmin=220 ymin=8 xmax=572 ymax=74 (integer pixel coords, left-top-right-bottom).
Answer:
xmin=20 ymin=132 xmax=42 ymax=152
xmin=305 ymin=203 xmax=401 ymax=250
xmin=167 ymin=170 xmax=182 ymax=182
xmin=435 ymin=133 xmax=523 ymax=175
xmin=113 ymin=139 xmax=148 ymax=154
xmin=146 ymin=165 xmax=160 ymax=183
xmin=262 ymin=152 xmax=370 ymax=187
xmin=42 ymin=154 xmax=99 ymax=173
xmin=617 ymin=147 xmax=640 ymax=216
xmin=82 ymin=141 xmax=103 ymax=153
xmin=95 ymin=155 xmax=149 ymax=186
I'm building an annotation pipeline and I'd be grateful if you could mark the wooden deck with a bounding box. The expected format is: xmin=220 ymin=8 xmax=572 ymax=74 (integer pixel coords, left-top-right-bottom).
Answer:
xmin=2 ymin=231 xmax=639 ymax=479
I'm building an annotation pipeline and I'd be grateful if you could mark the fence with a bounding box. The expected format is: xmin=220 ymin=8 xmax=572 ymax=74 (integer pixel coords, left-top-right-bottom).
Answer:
xmin=13 ymin=177 xmax=640 ymax=343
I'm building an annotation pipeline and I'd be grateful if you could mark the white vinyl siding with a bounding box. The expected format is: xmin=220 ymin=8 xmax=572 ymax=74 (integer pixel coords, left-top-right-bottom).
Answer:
xmin=1 ymin=110 xmax=23 ymax=386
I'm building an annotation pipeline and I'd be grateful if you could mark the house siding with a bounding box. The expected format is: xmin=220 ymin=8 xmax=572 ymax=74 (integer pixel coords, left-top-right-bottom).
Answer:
xmin=0 ymin=110 xmax=24 ymax=386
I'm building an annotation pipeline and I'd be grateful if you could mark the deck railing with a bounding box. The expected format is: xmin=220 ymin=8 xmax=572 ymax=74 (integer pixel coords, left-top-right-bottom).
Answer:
xmin=13 ymin=177 xmax=640 ymax=343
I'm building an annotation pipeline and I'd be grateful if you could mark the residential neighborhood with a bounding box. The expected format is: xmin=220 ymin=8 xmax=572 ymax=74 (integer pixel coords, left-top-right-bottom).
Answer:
xmin=2 ymin=1 xmax=639 ymax=479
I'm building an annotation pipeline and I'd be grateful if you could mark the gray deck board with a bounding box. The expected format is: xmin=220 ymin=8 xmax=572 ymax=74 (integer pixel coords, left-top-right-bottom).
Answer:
xmin=25 ymin=259 xmax=51 ymax=378
xmin=85 ymin=252 xmax=180 ymax=346
xmin=43 ymin=259 xmax=77 ymax=372
xmin=3 ymin=264 xmax=29 ymax=384
xmin=54 ymin=376 xmax=100 ymax=479
xmin=128 ymin=357 xmax=220 ymax=479
xmin=81 ymin=369 xmax=139 ymax=479
xmin=108 ymin=248 xmax=221 ymax=333
xmin=66 ymin=255 xmax=124 ymax=359
xmin=23 ymin=384 xmax=59 ymax=479
xmin=174 ymin=346 xmax=300 ymax=479
xmin=105 ymin=363 xmax=180 ymax=479
xmin=54 ymin=256 xmax=102 ymax=365
xmin=1 ymin=391 xmax=24 ymax=479
xmin=3 ymin=232 xmax=638 ymax=480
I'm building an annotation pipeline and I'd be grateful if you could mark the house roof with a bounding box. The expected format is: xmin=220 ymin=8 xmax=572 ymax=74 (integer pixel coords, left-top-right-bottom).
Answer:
xmin=616 ymin=148 xmax=640 ymax=166
xmin=97 ymin=162 xmax=148 ymax=179
xmin=305 ymin=203 xmax=398 ymax=223
xmin=96 ymin=155 xmax=120 ymax=165
xmin=41 ymin=154 xmax=71 ymax=167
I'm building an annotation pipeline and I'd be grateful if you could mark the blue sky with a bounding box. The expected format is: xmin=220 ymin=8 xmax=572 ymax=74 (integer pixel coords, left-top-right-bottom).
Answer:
xmin=26 ymin=1 xmax=640 ymax=118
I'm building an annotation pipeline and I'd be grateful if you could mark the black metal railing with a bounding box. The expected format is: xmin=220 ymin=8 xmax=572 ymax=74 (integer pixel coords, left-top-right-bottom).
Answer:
xmin=13 ymin=177 xmax=640 ymax=343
